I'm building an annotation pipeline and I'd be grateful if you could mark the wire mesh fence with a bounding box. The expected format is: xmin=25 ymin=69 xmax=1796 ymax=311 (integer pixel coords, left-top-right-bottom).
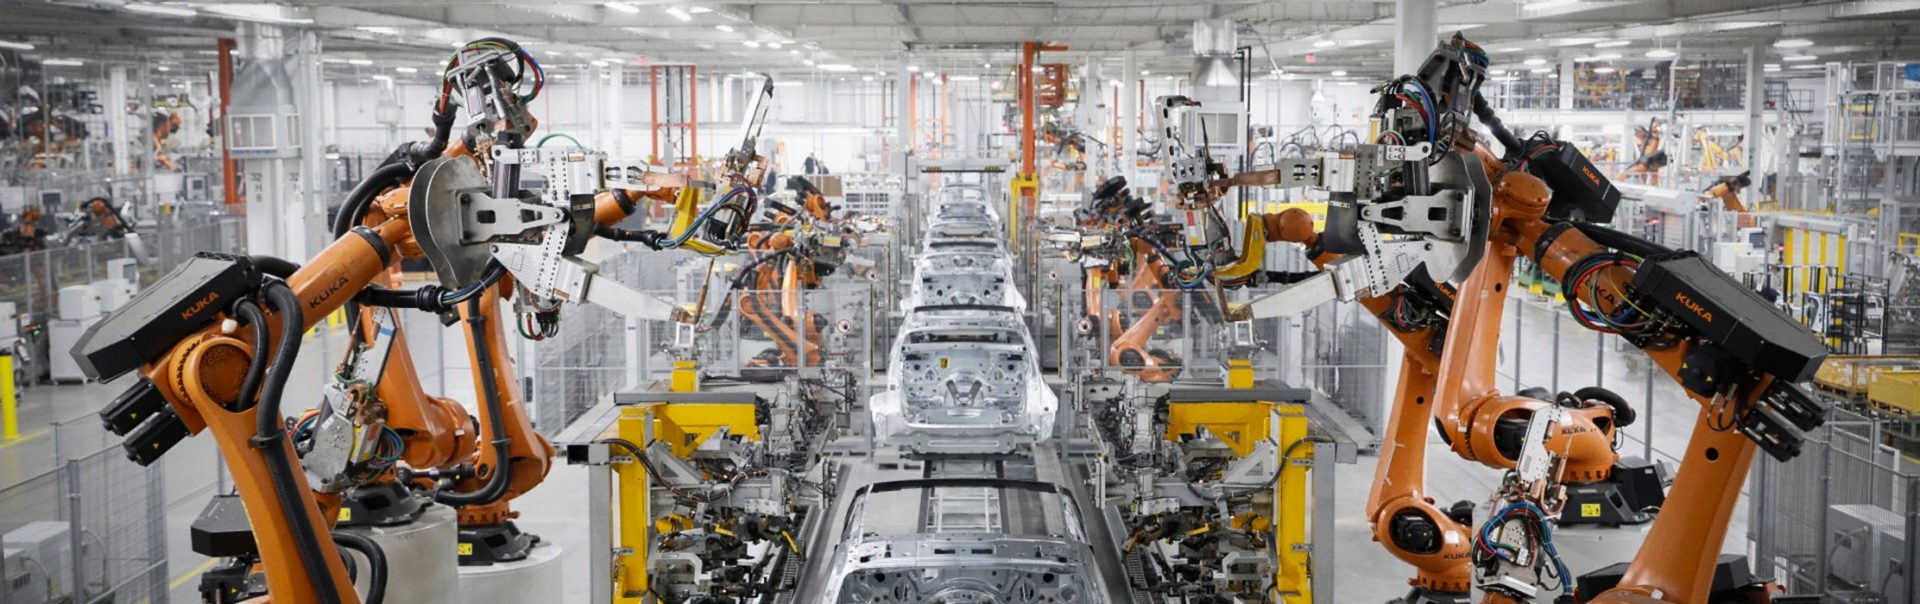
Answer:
xmin=0 ymin=216 xmax=246 ymax=319
xmin=1750 ymin=406 xmax=1920 ymax=603
xmin=0 ymin=421 xmax=168 ymax=603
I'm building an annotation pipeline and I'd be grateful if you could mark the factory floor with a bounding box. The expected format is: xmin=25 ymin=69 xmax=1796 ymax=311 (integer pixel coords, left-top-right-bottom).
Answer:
xmin=0 ymin=295 xmax=1747 ymax=603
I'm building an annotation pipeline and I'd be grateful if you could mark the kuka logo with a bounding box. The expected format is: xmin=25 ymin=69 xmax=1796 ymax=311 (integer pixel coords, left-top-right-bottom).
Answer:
xmin=180 ymin=291 xmax=220 ymax=320
xmin=1675 ymin=292 xmax=1715 ymax=322
xmin=309 ymin=275 xmax=349 ymax=310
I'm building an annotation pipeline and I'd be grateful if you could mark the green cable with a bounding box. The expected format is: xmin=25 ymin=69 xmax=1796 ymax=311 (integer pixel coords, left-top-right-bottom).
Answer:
xmin=537 ymin=133 xmax=584 ymax=148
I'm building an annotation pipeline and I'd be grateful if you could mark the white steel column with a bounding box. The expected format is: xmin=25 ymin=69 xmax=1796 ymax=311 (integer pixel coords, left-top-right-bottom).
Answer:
xmin=1394 ymin=0 xmax=1438 ymax=75
xmin=606 ymin=64 xmax=624 ymax=157
xmin=1745 ymin=45 xmax=1764 ymax=171
xmin=1560 ymin=58 xmax=1577 ymax=110
xmin=108 ymin=67 xmax=130 ymax=175
xmin=897 ymin=59 xmax=913 ymax=171
xmin=1121 ymin=51 xmax=1138 ymax=183
xmin=293 ymin=29 xmax=325 ymax=258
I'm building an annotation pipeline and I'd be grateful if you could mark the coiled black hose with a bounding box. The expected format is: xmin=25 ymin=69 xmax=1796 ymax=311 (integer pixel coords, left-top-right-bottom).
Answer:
xmin=258 ymin=282 xmax=344 ymax=604
xmin=330 ymin=531 xmax=388 ymax=604
xmin=332 ymin=162 xmax=416 ymax=240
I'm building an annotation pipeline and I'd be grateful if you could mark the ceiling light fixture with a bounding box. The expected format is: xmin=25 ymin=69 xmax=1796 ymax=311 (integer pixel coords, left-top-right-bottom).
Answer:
xmin=1530 ymin=67 xmax=1553 ymax=74
xmin=1593 ymin=67 xmax=1617 ymax=74
xmin=395 ymin=66 xmax=417 ymax=73
xmin=1574 ymin=52 xmax=1620 ymax=62
xmin=1313 ymin=40 xmax=1338 ymax=48
xmin=687 ymin=6 xmax=712 ymax=13
xmin=156 ymin=65 xmax=171 ymax=72
xmin=1783 ymin=54 xmax=1817 ymax=62
xmin=1773 ymin=39 xmax=1814 ymax=49
xmin=1593 ymin=40 xmax=1630 ymax=48
xmin=664 ymin=7 xmax=691 ymax=21
xmin=1498 ymin=47 xmax=1523 ymax=53
xmin=742 ymin=40 xmax=759 ymax=48
xmin=803 ymin=59 xmax=815 ymax=66
xmin=1793 ymin=64 xmax=1823 ymax=69
xmin=124 ymin=3 xmax=198 ymax=17
xmin=949 ymin=75 xmax=980 ymax=81
xmin=1139 ymin=70 xmax=1149 ymax=76
xmin=1528 ymin=0 xmax=1579 ymax=8
xmin=0 ymin=40 xmax=32 ymax=51
xmin=1330 ymin=70 xmax=1347 ymax=77
xmin=1524 ymin=57 xmax=1546 ymax=66
xmin=347 ymin=58 xmax=373 ymax=66
xmin=790 ymin=49 xmax=800 ymax=55
xmin=1644 ymin=49 xmax=1676 ymax=59
xmin=590 ymin=60 xmax=608 ymax=67
xmin=767 ymin=41 xmax=782 ymax=50
xmin=715 ymin=24 xmax=734 ymax=32
xmin=907 ymin=64 xmax=920 ymax=72
xmin=819 ymin=63 xmax=857 ymax=72
xmin=42 ymin=59 xmax=83 ymax=67
xmin=862 ymin=75 xmax=874 ymax=82
xmin=604 ymin=2 xmax=640 ymax=14
xmin=1764 ymin=64 xmax=1781 ymax=72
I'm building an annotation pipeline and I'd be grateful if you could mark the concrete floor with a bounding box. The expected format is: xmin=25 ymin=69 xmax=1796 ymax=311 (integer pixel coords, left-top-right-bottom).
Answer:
xmin=0 ymin=288 xmax=1758 ymax=603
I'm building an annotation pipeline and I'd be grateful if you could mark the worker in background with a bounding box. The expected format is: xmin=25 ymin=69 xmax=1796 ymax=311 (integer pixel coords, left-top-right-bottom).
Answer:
xmin=804 ymin=152 xmax=829 ymax=175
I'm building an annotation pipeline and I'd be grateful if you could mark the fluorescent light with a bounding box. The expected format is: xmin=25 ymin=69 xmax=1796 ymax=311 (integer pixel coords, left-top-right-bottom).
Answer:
xmin=819 ymin=63 xmax=857 ymax=72
xmin=1336 ymin=81 xmax=1361 ymax=86
xmin=1528 ymin=0 xmax=1579 ymax=8
xmin=767 ymin=41 xmax=782 ymax=50
xmin=664 ymin=7 xmax=691 ymax=21
xmin=347 ymin=58 xmax=373 ymax=66
xmin=774 ymin=80 xmax=803 ymax=87
xmin=0 ymin=40 xmax=32 ymax=51
xmin=204 ymin=5 xmax=311 ymax=24
xmin=1108 ymin=79 xmax=1121 ymax=86
xmin=1314 ymin=40 xmax=1338 ymax=48
xmin=1645 ymin=49 xmax=1676 ymax=59
xmin=1330 ymin=70 xmax=1347 ymax=77
xmin=862 ymin=75 xmax=874 ymax=82
xmin=554 ymin=74 xmax=570 ymax=80
xmin=1139 ymin=70 xmax=1149 ymax=76
xmin=1764 ymin=64 xmax=1781 ymax=72
xmin=124 ymin=3 xmax=198 ymax=17
xmin=357 ymin=26 xmax=399 ymax=35
xmin=1531 ymin=67 xmax=1553 ymax=74
xmin=1524 ymin=57 xmax=1546 ymax=66
xmin=803 ymin=59 xmax=815 ymax=66
xmin=1593 ymin=67 xmax=1617 ymax=74
xmin=603 ymin=57 xmax=624 ymax=63
xmin=395 ymin=66 xmax=417 ymax=74
xmin=907 ymin=64 xmax=919 ymax=72
xmin=789 ymin=49 xmax=800 ymax=55
xmin=991 ymin=80 xmax=1002 ymax=89
xmin=1594 ymin=40 xmax=1630 ymax=48
xmin=157 ymin=65 xmax=171 ymax=72
xmin=1490 ymin=69 xmax=1506 ymax=76
xmin=982 ymin=63 xmax=990 ymax=69
xmin=1793 ymin=64 xmax=1823 ymax=69
xmin=604 ymin=2 xmax=640 ymax=14
xmin=1575 ymin=52 xmax=1620 ymax=62
xmin=1773 ymin=39 xmax=1813 ymax=49
xmin=1783 ymin=54 xmax=1817 ymax=62
xmin=688 ymin=6 xmax=712 ymax=13
xmin=715 ymin=24 xmax=734 ymax=32
xmin=1498 ymin=47 xmax=1523 ymax=53
xmin=950 ymin=75 xmax=979 ymax=81
xmin=742 ymin=40 xmax=759 ymax=48
xmin=590 ymin=60 xmax=608 ymax=67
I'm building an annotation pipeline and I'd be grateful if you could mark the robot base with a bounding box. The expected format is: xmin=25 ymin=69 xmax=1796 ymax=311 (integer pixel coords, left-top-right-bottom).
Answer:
xmin=337 ymin=482 xmax=430 ymax=528
xmin=1390 ymin=587 xmax=1472 ymax=604
xmin=457 ymin=541 xmax=564 ymax=603
xmin=344 ymin=504 xmax=458 ymax=604
xmin=458 ymin=520 xmax=539 ymax=565
xmin=1575 ymin=554 xmax=1762 ymax=603
xmin=1558 ymin=457 xmax=1666 ymax=527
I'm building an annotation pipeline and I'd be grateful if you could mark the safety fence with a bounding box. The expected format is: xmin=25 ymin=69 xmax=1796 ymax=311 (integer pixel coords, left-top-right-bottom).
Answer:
xmin=1749 ymin=406 xmax=1920 ymax=603
xmin=0 ymin=421 xmax=169 ymax=603
xmin=0 ymin=216 xmax=246 ymax=319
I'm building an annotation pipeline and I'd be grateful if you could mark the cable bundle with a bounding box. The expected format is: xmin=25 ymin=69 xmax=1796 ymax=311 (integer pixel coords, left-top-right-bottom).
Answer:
xmin=1474 ymin=500 xmax=1574 ymax=594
